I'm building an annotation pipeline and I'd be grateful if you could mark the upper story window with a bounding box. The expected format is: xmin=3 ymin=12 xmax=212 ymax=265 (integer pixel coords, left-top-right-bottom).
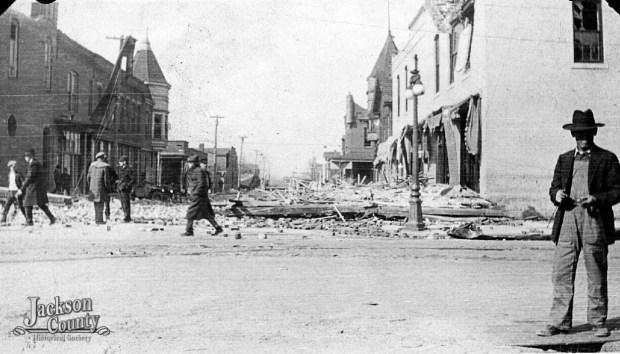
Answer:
xmin=96 ymin=82 xmax=103 ymax=102
xmin=404 ymin=66 xmax=408 ymax=112
xmin=434 ymin=35 xmax=440 ymax=93
xmin=88 ymin=80 xmax=93 ymax=115
xmin=66 ymin=72 xmax=78 ymax=112
xmin=397 ymin=75 xmax=400 ymax=117
xmin=9 ymin=20 xmax=19 ymax=78
xmin=449 ymin=5 xmax=474 ymax=83
xmin=8 ymin=115 xmax=16 ymax=137
xmin=44 ymin=39 xmax=52 ymax=89
xmin=154 ymin=114 xmax=162 ymax=139
xmin=449 ymin=24 xmax=461 ymax=84
xmin=136 ymin=103 xmax=142 ymax=133
xmin=573 ymin=0 xmax=603 ymax=62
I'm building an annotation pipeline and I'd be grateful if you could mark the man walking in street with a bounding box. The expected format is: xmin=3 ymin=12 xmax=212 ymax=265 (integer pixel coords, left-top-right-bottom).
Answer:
xmin=17 ymin=148 xmax=56 ymax=226
xmin=116 ymin=156 xmax=135 ymax=222
xmin=537 ymin=109 xmax=620 ymax=338
xmin=87 ymin=151 xmax=112 ymax=225
xmin=182 ymin=155 xmax=223 ymax=237
xmin=1 ymin=160 xmax=26 ymax=225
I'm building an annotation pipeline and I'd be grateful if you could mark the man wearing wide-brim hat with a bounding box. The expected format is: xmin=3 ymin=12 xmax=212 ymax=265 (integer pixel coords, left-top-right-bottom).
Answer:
xmin=182 ymin=155 xmax=223 ymax=236
xmin=538 ymin=109 xmax=620 ymax=338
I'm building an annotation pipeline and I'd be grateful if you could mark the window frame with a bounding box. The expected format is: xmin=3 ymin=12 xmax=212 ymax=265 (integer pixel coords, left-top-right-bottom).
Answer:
xmin=8 ymin=115 xmax=16 ymax=137
xmin=67 ymin=72 xmax=78 ymax=113
xmin=573 ymin=0 xmax=604 ymax=63
xmin=44 ymin=38 xmax=53 ymax=89
xmin=9 ymin=19 xmax=19 ymax=79
xmin=434 ymin=34 xmax=440 ymax=93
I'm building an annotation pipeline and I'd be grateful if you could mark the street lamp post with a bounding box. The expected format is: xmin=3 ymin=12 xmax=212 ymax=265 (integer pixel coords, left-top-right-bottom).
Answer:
xmin=403 ymin=57 xmax=425 ymax=231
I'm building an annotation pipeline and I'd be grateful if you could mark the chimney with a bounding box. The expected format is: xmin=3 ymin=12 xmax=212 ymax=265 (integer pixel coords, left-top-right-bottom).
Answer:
xmin=31 ymin=2 xmax=59 ymax=29
xmin=199 ymin=143 xmax=205 ymax=151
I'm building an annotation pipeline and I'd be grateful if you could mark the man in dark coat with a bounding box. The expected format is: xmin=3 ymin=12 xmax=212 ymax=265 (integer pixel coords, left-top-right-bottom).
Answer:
xmin=1 ymin=160 xmax=26 ymax=224
xmin=116 ymin=155 xmax=135 ymax=222
xmin=538 ymin=110 xmax=620 ymax=338
xmin=87 ymin=151 xmax=112 ymax=225
xmin=103 ymin=154 xmax=117 ymax=222
xmin=182 ymin=155 xmax=223 ymax=237
xmin=17 ymin=148 xmax=56 ymax=226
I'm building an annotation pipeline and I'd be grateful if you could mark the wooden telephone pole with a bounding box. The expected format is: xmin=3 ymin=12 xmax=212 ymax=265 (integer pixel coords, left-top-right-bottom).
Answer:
xmin=210 ymin=115 xmax=224 ymax=192
xmin=238 ymin=135 xmax=247 ymax=189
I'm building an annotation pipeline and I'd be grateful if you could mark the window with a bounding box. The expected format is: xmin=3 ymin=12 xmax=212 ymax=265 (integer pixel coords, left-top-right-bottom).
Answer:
xmin=44 ymin=39 xmax=52 ymax=89
xmin=9 ymin=20 xmax=19 ymax=78
xmin=66 ymin=72 xmax=78 ymax=112
xmin=434 ymin=35 xmax=440 ymax=93
xmin=154 ymin=114 xmax=162 ymax=139
xmin=404 ymin=66 xmax=408 ymax=112
xmin=573 ymin=0 xmax=603 ymax=62
xmin=96 ymin=82 xmax=103 ymax=102
xmin=136 ymin=104 xmax=141 ymax=133
xmin=397 ymin=75 xmax=400 ymax=117
xmin=8 ymin=115 xmax=16 ymax=137
xmin=88 ymin=80 xmax=93 ymax=114
xmin=449 ymin=23 xmax=463 ymax=84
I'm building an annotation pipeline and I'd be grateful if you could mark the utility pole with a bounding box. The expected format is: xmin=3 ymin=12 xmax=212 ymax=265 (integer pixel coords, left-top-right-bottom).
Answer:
xmin=209 ymin=115 xmax=224 ymax=192
xmin=105 ymin=35 xmax=125 ymax=164
xmin=238 ymin=135 xmax=247 ymax=190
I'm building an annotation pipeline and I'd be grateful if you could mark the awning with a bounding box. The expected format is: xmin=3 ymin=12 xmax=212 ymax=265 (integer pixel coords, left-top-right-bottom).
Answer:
xmin=374 ymin=134 xmax=398 ymax=165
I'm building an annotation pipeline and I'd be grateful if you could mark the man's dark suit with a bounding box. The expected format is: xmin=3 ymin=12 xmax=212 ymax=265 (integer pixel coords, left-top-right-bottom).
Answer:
xmin=20 ymin=158 xmax=55 ymax=225
xmin=550 ymin=145 xmax=620 ymax=245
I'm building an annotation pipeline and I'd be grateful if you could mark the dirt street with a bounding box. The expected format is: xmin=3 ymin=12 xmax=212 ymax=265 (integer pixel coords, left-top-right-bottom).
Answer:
xmin=1 ymin=223 xmax=620 ymax=353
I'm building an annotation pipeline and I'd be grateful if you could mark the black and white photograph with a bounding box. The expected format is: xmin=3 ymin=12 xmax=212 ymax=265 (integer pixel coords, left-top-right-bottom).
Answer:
xmin=2 ymin=0 xmax=620 ymax=352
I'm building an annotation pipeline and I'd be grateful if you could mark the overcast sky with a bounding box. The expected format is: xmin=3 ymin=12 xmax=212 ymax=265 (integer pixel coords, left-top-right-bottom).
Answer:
xmin=9 ymin=0 xmax=422 ymax=178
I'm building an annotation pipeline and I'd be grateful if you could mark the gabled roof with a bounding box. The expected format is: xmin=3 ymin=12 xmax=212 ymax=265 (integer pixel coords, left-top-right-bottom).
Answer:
xmin=369 ymin=31 xmax=398 ymax=79
xmin=133 ymin=38 xmax=169 ymax=86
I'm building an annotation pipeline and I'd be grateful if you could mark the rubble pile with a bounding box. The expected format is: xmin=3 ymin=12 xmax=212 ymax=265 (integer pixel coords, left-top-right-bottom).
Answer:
xmin=240 ymin=182 xmax=497 ymax=210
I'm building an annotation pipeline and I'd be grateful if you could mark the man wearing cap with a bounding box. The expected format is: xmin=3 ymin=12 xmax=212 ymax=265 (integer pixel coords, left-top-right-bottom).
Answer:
xmin=537 ymin=109 xmax=620 ymax=338
xmin=116 ymin=156 xmax=135 ymax=222
xmin=1 ymin=160 xmax=26 ymax=225
xmin=182 ymin=155 xmax=223 ymax=236
xmin=87 ymin=152 xmax=112 ymax=225
xmin=17 ymin=148 xmax=56 ymax=226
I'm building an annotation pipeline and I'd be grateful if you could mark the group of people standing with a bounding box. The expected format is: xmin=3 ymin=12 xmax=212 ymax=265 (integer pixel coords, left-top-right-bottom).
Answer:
xmin=86 ymin=152 xmax=135 ymax=225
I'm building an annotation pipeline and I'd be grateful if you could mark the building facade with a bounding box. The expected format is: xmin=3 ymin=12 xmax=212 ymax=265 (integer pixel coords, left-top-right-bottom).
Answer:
xmin=377 ymin=0 xmax=620 ymax=214
xmin=0 ymin=2 xmax=170 ymax=193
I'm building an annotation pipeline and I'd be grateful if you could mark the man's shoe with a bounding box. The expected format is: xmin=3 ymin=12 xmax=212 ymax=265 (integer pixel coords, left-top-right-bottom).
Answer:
xmin=536 ymin=325 xmax=567 ymax=337
xmin=213 ymin=227 xmax=224 ymax=236
xmin=49 ymin=217 xmax=56 ymax=226
xmin=23 ymin=222 xmax=34 ymax=227
xmin=181 ymin=232 xmax=194 ymax=237
xmin=123 ymin=218 xmax=133 ymax=223
xmin=593 ymin=325 xmax=610 ymax=337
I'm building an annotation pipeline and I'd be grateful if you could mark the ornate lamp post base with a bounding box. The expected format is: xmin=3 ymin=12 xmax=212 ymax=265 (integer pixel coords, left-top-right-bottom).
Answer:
xmin=403 ymin=185 xmax=426 ymax=231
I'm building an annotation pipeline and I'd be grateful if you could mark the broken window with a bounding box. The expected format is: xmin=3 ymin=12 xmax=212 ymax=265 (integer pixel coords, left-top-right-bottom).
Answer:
xmin=574 ymin=0 xmax=603 ymax=62
xmin=8 ymin=115 xmax=16 ymax=137
xmin=450 ymin=4 xmax=474 ymax=82
xmin=9 ymin=20 xmax=18 ymax=78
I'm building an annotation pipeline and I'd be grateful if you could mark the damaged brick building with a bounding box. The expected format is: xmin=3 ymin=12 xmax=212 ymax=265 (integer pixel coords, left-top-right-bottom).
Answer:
xmin=0 ymin=2 xmax=170 ymax=193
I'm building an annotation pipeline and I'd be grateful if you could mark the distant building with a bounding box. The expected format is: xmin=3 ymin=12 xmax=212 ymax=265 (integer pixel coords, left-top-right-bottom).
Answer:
xmin=195 ymin=144 xmax=238 ymax=193
xmin=325 ymin=94 xmax=375 ymax=184
xmin=0 ymin=2 xmax=170 ymax=193
xmin=160 ymin=140 xmax=189 ymax=188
